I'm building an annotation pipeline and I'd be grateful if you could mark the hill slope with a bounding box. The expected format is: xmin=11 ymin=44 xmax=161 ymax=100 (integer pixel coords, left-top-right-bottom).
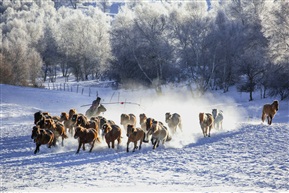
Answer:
xmin=1 ymin=84 xmax=288 ymax=192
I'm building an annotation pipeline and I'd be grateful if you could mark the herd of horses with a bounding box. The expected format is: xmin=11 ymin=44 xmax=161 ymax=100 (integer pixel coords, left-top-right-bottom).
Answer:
xmin=31 ymin=100 xmax=279 ymax=154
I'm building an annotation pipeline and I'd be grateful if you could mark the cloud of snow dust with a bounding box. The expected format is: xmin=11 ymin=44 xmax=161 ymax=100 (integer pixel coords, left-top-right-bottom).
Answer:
xmin=99 ymin=87 xmax=248 ymax=149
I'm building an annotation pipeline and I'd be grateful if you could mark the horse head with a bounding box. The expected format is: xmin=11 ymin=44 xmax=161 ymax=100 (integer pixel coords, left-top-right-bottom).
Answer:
xmin=126 ymin=124 xmax=136 ymax=137
xmin=165 ymin=112 xmax=172 ymax=123
xmin=273 ymin=100 xmax=279 ymax=111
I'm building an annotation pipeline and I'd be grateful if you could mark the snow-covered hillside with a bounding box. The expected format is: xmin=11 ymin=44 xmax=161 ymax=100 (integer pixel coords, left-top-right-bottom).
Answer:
xmin=1 ymin=83 xmax=288 ymax=192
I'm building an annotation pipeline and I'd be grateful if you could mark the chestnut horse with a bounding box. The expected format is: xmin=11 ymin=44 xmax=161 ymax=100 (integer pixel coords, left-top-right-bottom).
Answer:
xmin=31 ymin=126 xmax=55 ymax=154
xmin=261 ymin=100 xmax=279 ymax=125
xmin=102 ymin=123 xmax=122 ymax=149
xmin=126 ymin=124 xmax=145 ymax=152
xmin=199 ymin=113 xmax=214 ymax=137
xmin=74 ymin=126 xmax=100 ymax=154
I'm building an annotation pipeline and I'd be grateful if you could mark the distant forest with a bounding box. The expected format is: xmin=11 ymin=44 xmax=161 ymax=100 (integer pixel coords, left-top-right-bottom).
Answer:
xmin=1 ymin=0 xmax=288 ymax=100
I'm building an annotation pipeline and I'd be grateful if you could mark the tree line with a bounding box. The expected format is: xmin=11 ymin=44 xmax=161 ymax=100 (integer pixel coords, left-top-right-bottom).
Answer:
xmin=0 ymin=0 xmax=288 ymax=100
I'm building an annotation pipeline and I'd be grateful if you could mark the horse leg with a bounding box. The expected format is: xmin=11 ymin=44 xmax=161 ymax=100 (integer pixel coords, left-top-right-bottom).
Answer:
xmin=112 ymin=140 xmax=115 ymax=149
xmin=48 ymin=141 xmax=53 ymax=148
xmin=52 ymin=137 xmax=57 ymax=146
xmin=61 ymin=136 xmax=64 ymax=146
xmin=127 ymin=141 xmax=130 ymax=152
xmin=208 ymin=126 xmax=212 ymax=137
xmin=267 ymin=116 xmax=270 ymax=125
xmin=76 ymin=142 xmax=82 ymax=154
xmin=269 ymin=115 xmax=273 ymax=125
xmin=133 ymin=141 xmax=137 ymax=152
xmin=139 ymin=139 xmax=143 ymax=150
xmin=151 ymin=137 xmax=154 ymax=145
xmin=261 ymin=111 xmax=266 ymax=122
xmin=156 ymin=140 xmax=160 ymax=148
xmin=153 ymin=139 xmax=158 ymax=149
xmin=34 ymin=144 xmax=40 ymax=154
xmin=107 ymin=142 xmax=110 ymax=148
xmin=202 ymin=127 xmax=206 ymax=137
xmin=89 ymin=140 xmax=95 ymax=152
xmin=82 ymin=143 xmax=86 ymax=151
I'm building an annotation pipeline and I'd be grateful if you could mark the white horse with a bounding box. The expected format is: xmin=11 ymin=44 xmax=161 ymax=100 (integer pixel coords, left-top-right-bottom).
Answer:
xmin=212 ymin=109 xmax=223 ymax=130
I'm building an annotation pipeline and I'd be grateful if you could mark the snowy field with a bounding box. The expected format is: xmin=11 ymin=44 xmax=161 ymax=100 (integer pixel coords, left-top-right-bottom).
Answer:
xmin=1 ymin=83 xmax=289 ymax=192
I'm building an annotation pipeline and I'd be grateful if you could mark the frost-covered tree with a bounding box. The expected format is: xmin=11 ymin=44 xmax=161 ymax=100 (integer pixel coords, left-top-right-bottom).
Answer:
xmin=261 ymin=0 xmax=289 ymax=100
xmin=223 ymin=0 xmax=268 ymax=101
xmin=266 ymin=63 xmax=289 ymax=100
xmin=169 ymin=1 xmax=213 ymax=95
xmin=1 ymin=1 xmax=46 ymax=86
xmin=95 ymin=0 xmax=112 ymax=13
xmin=56 ymin=6 xmax=111 ymax=81
xmin=262 ymin=0 xmax=289 ymax=64
xmin=111 ymin=2 xmax=174 ymax=93
xmin=207 ymin=4 xmax=243 ymax=93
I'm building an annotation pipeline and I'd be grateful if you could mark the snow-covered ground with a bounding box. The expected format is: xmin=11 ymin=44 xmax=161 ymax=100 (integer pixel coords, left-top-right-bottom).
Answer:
xmin=1 ymin=83 xmax=288 ymax=192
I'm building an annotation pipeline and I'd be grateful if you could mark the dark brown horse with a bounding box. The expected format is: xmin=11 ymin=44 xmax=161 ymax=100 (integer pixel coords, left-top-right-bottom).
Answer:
xmin=102 ymin=123 xmax=122 ymax=149
xmin=31 ymin=126 xmax=55 ymax=154
xmin=126 ymin=124 xmax=145 ymax=152
xmin=74 ymin=126 xmax=100 ymax=154
xmin=41 ymin=118 xmax=68 ymax=146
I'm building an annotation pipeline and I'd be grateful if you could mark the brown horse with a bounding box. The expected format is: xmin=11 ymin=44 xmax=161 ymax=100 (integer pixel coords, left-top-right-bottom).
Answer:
xmin=96 ymin=116 xmax=116 ymax=138
xmin=102 ymin=123 xmax=122 ymax=149
xmin=75 ymin=114 xmax=99 ymax=134
xmin=126 ymin=124 xmax=145 ymax=152
xmin=199 ymin=113 xmax=214 ymax=137
xmin=42 ymin=118 xmax=68 ymax=146
xmin=74 ymin=126 xmax=100 ymax=154
xmin=261 ymin=100 xmax=279 ymax=125
xmin=31 ymin=126 xmax=55 ymax=154
xmin=34 ymin=111 xmax=51 ymax=124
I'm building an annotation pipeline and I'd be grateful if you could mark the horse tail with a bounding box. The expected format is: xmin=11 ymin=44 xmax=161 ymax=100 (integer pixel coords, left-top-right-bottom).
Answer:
xmin=63 ymin=133 xmax=68 ymax=139
xmin=96 ymin=136 xmax=101 ymax=143
xmin=261 ymin=107 xmax=266 ymax=122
